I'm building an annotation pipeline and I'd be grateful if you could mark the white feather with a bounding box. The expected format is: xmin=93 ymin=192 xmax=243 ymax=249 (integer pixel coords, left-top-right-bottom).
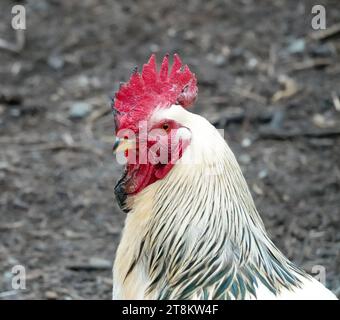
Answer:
xmin=113 ymin=105 xmax=338 ymax=300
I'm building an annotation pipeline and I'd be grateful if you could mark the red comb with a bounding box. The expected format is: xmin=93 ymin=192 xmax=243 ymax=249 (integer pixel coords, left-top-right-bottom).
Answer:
xmin=113 ymin=54 xmax=197 ymax=132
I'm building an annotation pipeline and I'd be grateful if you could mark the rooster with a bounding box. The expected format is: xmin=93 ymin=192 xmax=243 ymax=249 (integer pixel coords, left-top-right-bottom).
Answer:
xmin=111 ymin=54 xmax=337 ymax=300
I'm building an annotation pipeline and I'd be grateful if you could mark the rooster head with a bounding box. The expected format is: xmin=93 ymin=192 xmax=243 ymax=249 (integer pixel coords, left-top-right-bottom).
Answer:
xmin=112 ymin=54 xmax=198 ymax=209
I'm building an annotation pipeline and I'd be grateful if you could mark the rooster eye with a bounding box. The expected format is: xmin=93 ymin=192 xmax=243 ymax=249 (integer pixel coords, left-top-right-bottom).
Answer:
xmin=162 ymin=123 xmax=170 ymax=131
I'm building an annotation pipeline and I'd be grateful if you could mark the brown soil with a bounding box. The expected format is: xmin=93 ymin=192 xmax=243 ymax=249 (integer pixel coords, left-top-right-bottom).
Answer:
xmin=0 ymin=0 xmax=339 ymax=299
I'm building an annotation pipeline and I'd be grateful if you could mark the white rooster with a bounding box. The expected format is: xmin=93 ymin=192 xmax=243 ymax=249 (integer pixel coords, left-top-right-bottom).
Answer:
xmin=111 ymin=54 xmax=338 ymax=300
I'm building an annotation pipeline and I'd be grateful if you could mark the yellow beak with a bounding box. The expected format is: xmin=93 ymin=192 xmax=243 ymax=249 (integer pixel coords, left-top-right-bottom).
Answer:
xmin=113 ymin=138 xmax=135 ymax=153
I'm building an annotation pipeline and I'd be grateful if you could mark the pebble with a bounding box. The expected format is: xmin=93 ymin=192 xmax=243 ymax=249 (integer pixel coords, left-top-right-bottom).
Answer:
xmin=167 ymin=28 xmax=177 ymax=37
xmin=207 ymin=53 xmax=226 ymax=67
xmin=270 ymin=109 xmax=285 ymax=130
xmin=287 ymin=38 xmax=305 ymax=54
xmin=241 ymin=138 xmax=252 ymax=148
xmin=11 ymin=62 xmax=22 ymax=75
xmin=310 ymin=43 xmax=335 ymax=57
xmin=184 ymin=30 xmax=195 ymax=40
xmin=247 ymin=57 xmax=258 ymax=69
xmin=214 ymin=54 xmax=227 ymax=66
xmin=3 ymin=271 xmax=13 ymax=281
xmin=0 ymin=160 xmax=7 ymax=169
xmin=312 ymin=113 xmax=335 ymax=128
xmin=8 ymin=257 xmax=19 ymax=265
xmin=149 ymin=43 xmax=160 ymax=52
xmin=9 ymin=108 xmax=21 ymax=117
xmin=89 ymin=257 xmax=112 ymax=269
xmin=258 ymin=169 xmax=268 ymax=179
xmin=69 ymin=102 xmax=92 ymax=119
xmin=48 ymin=55 xmax=64 ymax=70
xmin=239 ymin=154 xmax=251 ymax=165
xmin=45 ymin=291 xmax=58 ymax=299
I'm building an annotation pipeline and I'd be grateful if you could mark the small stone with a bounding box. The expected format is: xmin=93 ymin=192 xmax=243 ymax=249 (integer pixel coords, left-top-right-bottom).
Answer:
xmin=214 ymin=54 xmax=226 ymax=66
xmin=247 ymin=57 xmax=258 ymax=69
xmin=3 ymin=271 xmax=13 ymax=281
xmin=45 ymin=291 xmax=58 ymax=299
xmin=184 ymin=30 xmax=195 ymax=40
xmin=221 ymin=46 xmax=231 ymax=57
xmin=239 ymin=154 xmax=251 ymax=165
xmin=252 ymin=183 xmax=264 ymax=195
xmin=149 ymin=43 xmax=160 ymax=52
xmin=270 ymin=109 xmax=285 ymax=130
xmin=10 ymin=108 xmax=21 ymax=117
xmin=310 ymin=43 xmax=335 ymax=57
xmin=8 ymin=257 xmax=19 ymax=265
xmin=0 ymin=161 xmax=8 ymax=170
xmin=75 ymin=75 xmax=90 ymax=89
xmin=69 ymin=102 xmax=92 ymax=119
xmin=89 ymin=257 xmax=112 ymax=269
xmin=207 ymin=53 xmax=226 ymax=66
xmin=283 ymin=194 xmax=290 ymax=202
xmin=312 ymin=113 xmax=335 ymax=128
xmin=48 ymin=55 xmax=64 ymax=70
xmin=50 ymin=94 xmax=60 ymax=102
xmin=11 ymin=62 xmax=22 ymax=75
xmin=258 ymin=169 xmax=268 ymax=179
xmin=167 ymin=28 xmax=177 ymax=37
xmin=287 ymin=38 xmax=305 ymax=54
xmin=241 ymin=138 xmax=252 ymax=148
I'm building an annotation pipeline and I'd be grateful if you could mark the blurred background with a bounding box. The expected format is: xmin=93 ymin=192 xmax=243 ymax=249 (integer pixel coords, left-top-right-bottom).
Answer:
xmin=0 ymin=0 xmax=339 ymax=299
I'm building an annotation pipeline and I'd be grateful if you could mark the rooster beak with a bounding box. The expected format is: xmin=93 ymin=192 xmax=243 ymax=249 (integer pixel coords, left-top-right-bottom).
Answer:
xmin=113 ymin=137 xmax=135 ymax=153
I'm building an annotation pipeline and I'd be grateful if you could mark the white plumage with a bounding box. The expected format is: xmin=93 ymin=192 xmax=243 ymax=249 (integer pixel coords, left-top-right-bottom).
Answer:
xmin=113 ymin=105 xmax=337 ymax=300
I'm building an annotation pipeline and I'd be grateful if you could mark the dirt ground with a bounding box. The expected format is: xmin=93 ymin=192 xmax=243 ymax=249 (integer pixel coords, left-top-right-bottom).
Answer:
xmin=0 ymin=0 xmax=339 ymax=299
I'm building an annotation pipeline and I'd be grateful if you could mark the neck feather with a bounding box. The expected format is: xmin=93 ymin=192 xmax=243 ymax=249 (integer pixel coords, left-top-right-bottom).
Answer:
xmin=126 ymin=125 xmax=306 ymax=299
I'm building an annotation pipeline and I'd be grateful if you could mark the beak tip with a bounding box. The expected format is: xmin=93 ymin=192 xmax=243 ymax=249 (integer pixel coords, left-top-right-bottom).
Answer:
xmin=113 ymin=138 xmax=121 ymax=153
xmin=113 ymin=137 xmax=135 ymax=154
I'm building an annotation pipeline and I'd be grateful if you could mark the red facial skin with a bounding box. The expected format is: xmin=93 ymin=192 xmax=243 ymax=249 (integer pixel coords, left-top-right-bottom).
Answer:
xmin=123 ymin=120 xmax=190 ymax=195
